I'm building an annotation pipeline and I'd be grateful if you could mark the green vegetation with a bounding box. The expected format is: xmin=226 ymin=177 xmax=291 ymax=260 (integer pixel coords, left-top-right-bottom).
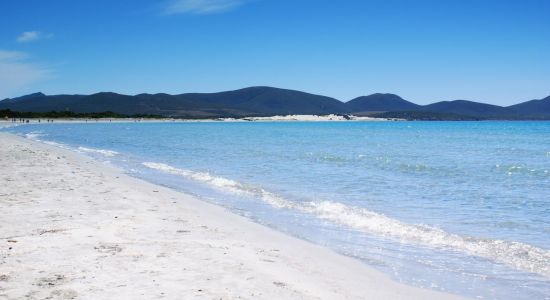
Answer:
xmin=371 ymin=111 xmax=481 ymax=121
xmin=0 ymin=109 xmax=162 ymax=119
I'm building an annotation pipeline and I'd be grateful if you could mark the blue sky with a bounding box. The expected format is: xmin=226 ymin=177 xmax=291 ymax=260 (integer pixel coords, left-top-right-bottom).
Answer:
xmin=1 ymin=0 xmax=549 ymax=105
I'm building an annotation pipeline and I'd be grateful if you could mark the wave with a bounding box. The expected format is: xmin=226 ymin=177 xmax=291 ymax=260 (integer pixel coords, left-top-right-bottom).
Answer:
xmin=142 ymin=161 xmax=550 ymax=278
xmin=24 ymin=131 xmax=45 ymax=140
xmin=77 ymin=146 xmax=119 ymax=157
xmin=23 ymin=131 xmax=72 ymax=150
xmin=307 ymin=202 xmax=550 ymax=278
xmin=494 ymin=164 xmax=549 ymax=177
xmin=22 ymin=131 xmax=118 ymax=157
xmin=42 ymin=140 xmax=72 ymax=150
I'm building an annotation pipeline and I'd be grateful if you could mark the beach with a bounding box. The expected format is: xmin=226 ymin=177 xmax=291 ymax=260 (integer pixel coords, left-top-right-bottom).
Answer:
xmin=1 ymin=114 xmax=393 ymax=124
xmin=0 ymin=131 xmax=464 ymax=299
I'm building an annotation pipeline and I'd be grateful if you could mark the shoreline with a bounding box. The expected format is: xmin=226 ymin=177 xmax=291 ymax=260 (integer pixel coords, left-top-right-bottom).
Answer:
xmin=0 ymin=132 xmax=464 ymax=299
xmin=1 ymin=113 xmax=397 ymax=124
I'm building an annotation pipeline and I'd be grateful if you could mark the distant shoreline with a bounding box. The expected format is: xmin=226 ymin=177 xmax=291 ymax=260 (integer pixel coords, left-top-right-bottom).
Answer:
xmin=4 ymin=117 xmax=550 ymax=126
xmin=1 ymin=114 xmax=398 ymax=123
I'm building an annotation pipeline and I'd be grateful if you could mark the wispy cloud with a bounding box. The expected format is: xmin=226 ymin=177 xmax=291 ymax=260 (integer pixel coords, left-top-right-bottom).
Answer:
xmin=16 ymin=31 xmax=53 ymax=43
xmin=164 ymin=0 xmax=248 ymax=15
xmin=0 ymin=50 xmax=27 ymax=61
xmin=0 ymin=50 xmax=52 ymax=99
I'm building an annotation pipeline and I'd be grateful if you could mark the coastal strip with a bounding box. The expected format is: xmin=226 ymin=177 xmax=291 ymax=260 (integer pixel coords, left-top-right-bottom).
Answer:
xmin=0 ymin=132 xmax=463 ymax=299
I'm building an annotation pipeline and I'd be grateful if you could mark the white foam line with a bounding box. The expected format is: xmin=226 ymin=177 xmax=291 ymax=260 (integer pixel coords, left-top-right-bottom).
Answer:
xmin=21 ymin=131 xmax=119 ymax=157
xmin=23 ymin=131 xmax=71 ymax=150
xmin=142 ymin=161 xmax=550 ymax=278
xmin=24 ymin=131 xmax=45 ymax=140
xmin=78 ymin=146 xmax=119 ymax=157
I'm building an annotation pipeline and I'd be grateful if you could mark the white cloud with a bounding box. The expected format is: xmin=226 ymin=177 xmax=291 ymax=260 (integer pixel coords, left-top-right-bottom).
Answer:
xmin=164 ymin=0 xmax=247 ymax=15
xmin=0 ymin=50 xmax=51 ymax=99
xmin=16 ymin=31 xmax=53 ymax=43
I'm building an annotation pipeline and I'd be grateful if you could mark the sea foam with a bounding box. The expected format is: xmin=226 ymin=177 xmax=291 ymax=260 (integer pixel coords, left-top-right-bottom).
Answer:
xmin=24 ymin=131 xmax=45 ymax=140
xmin=143 ymin=161 xmax=550 ymax=278
xmin=78 ymin=146 xmax=119 ymax=157
xmin=22 ymin=131 xmax=118 ymax=156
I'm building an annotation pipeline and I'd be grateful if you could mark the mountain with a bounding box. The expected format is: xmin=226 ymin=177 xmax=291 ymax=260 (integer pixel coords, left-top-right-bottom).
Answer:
xmin=1 ymin=87 xmax=549 ymax=120
xmin=506 ymin=96 xmax=550 ymax=119
xmin=419 ymin=96 xmax=550 ymax=119
xmin=0 ymin=94 xmax=86 ymax=112
xmin=419 ymin=100 xmax=506 ymax=118
xmin=348 ymin=94 xmax=550 ymax=119
xmin=173 ymin=86 xmax=349 ymax=115
xmin=346 ymin=93 xmax=420 ymax=113
xmin=4 ymin=92 xmax=46 ymax=102
xmin=0 ymin=87 xmax=349 ymax=118
xmin=370 ymin=111 xmax=482 ymax=121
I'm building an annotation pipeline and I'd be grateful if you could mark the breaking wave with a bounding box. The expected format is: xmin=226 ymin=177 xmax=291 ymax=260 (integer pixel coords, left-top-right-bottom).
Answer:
xmin=142 ymin=161 xmax=550 ymax=277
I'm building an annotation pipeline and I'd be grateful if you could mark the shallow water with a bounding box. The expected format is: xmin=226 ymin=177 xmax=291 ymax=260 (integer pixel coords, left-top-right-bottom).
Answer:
xmin=4 ymin=121 xmax=550 ymax=299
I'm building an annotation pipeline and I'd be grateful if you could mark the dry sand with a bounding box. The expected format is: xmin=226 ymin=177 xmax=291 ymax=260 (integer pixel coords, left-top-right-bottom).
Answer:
xmin=0 ymin=132 xmax=464 ymax=299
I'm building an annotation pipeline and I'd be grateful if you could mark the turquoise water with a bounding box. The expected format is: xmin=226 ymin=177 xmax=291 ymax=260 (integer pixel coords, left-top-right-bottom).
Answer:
xmin=4 ymin=121 xmax=550 ymax=299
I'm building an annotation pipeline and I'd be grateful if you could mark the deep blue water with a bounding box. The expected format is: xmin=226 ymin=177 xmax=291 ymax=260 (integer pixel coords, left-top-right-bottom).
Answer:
xmin=4 ymin=121 xmax=549 ymax=299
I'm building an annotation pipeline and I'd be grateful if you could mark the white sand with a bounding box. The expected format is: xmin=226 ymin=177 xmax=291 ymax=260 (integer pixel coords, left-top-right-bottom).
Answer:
xmin=1 ymin=113 xmax=394 ymax=125
xmin=0 ymin=132 xmax=464 ymax=299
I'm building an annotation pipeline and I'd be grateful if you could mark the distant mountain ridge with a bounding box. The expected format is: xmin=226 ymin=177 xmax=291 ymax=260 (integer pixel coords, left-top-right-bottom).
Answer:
xmin=346 ymin=93 xmax=420 ymax=113
xmin=1 ymin=87 xmax=549 ymax=120
xmin=419 ymin=100 xmax=506 ymax=118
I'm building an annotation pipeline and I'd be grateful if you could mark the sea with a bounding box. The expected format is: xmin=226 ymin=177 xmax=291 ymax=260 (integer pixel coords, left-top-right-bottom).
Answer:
xmin=3 ymin=121 xmax=549 ymax=299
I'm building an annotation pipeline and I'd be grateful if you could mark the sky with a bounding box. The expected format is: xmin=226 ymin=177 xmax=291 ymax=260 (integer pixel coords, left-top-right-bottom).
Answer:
xmin=0 ymin=0 xmax=549 ymax=105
